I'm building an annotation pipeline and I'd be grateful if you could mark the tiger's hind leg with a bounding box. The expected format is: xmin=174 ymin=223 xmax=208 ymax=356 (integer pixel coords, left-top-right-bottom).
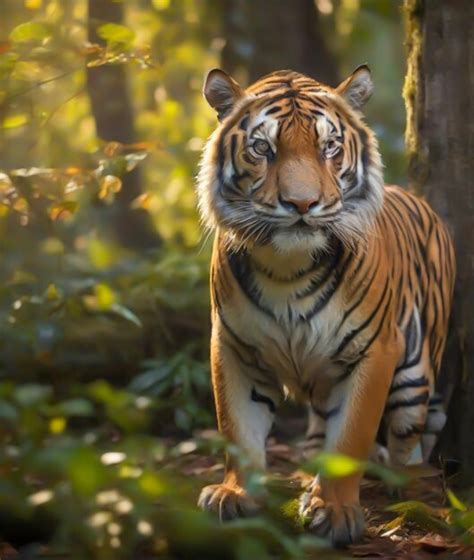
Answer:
xmin=421 ymin=393 xmax=446 ymax=462
xmin=385 ymin=342 xmax=432 ymax=466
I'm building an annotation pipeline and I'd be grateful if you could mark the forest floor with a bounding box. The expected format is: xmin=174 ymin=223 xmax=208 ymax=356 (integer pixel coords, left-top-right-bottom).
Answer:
xmin=1 ymin=431 xmax=473 ymax=560
xmin=186 ymin=435 xmax=474 ymax=560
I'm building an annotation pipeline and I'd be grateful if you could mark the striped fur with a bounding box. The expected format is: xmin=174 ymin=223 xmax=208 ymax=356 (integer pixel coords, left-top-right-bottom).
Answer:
xmin=197 ymin=67 xmax=455 ymax=546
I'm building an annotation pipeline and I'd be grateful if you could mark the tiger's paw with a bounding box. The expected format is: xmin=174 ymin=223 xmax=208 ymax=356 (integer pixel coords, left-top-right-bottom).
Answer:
xmin=198 ymin=483 xmax=259 ymax=521
xmin=299 ymin=490 xmax=365 ymax=547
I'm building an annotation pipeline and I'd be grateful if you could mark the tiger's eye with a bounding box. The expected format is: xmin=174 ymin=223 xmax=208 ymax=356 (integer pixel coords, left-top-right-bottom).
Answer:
xmin=253 ymin=139 xmax=272 ymax=156
xmin=324 ymin=139 xmax=342 ymax=159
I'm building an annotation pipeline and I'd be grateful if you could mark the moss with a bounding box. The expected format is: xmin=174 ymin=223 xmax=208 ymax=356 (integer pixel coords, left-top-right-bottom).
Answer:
xmin=402 ymin=0 xmax=428 ymax=193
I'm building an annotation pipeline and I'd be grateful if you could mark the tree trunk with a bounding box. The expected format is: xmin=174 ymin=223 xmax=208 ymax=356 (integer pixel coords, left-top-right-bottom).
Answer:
xmin=404 ymin=0 xmax=474 ymax=483
xmin=87 ymin=0 xmax=160 ymax=249
xmin=221 ymin=0 xmax=339 ymax=86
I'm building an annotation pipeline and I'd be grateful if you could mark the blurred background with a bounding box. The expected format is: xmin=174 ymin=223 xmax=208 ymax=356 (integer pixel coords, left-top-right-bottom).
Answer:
xmin=0 ymin=1 xmax=411 ymax=557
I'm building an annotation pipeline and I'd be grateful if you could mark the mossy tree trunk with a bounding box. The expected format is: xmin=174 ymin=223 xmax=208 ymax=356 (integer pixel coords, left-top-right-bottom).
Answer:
xmin=404 ymin=0 xmax=474 ymax=482
xmin=87 ymin=0 xmax=160 ymax=249
xmin=221 ymin=0 xmax=339 ymax=86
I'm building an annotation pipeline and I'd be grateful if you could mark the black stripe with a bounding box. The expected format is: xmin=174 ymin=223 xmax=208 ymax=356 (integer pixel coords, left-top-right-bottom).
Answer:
xmin=391 ymin=424 xmax=424 ymax=439
xmin=217 ymin=309 xmax=273 ymax=377
xmin=386 ymin=391 xmax=429 ymax=412
xmin=296 ymin=242 xmax=342 ymax=299
xmin=336 ymin=251 xmax=380 ymax=334
xmin=389 ymin=376 xmax=428 ymax=395
xmin=227 ymin=250 xmax=274 ymax=318
xmin=311 ymin=405 xmax=340 ymax=420
xmin=334 ymin=278 xmax=390 ymax=356
xmin=304 ymin=249 xmax=352 ymax=320
xmin=333 ymin=357 xmax=362 ymax=383
xmin=239 ymin=115 xmax=249 ymax=131
xmin=251 ymin=388 xmax=276 ymax=414
xmin=353 ymin=288 xmax=393 ymax=358
xmin=265 ymin=106 xmax=281 ymax=115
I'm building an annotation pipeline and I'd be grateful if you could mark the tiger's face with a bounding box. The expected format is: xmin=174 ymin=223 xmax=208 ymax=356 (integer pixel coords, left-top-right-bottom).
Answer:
xmin=197 ymin=67 xmax=384 ymax=253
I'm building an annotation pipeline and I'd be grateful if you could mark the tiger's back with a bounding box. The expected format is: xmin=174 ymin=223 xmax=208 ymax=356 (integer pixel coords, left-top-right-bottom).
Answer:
xmin=374 ymin=186 xmax=455 ymax=464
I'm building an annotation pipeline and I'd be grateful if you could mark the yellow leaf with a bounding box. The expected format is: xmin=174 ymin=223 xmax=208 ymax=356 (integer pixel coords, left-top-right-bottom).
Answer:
xmin=46 ymin=283 xmax=60 ymax=300
xmin=95 ymin=283 xmax=116 ymax=309
xmin=49 ymin=417 xmax=66 ymax=434
xmin=152 ymin=0 xmax=170 ymax=9
xmin=88 ymin=238 xmax=114 ymax=269
xmin=3 ymin=114 xmax=28 ymax=129
xmin=25 ymin=0 xmax=42 ymax=9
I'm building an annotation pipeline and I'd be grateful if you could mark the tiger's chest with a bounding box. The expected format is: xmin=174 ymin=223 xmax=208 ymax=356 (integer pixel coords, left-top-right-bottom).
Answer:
xmin=218 ymin=246 xmax=365 ymax=397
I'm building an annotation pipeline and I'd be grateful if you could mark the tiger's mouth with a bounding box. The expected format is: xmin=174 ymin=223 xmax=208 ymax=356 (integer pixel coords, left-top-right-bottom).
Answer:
xmin=286 ymin=219 xmax=318 ymax=231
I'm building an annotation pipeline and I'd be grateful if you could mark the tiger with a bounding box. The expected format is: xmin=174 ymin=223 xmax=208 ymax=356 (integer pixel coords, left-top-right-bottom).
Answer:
xmin=196 ymin=65 xmax=455 ymax=546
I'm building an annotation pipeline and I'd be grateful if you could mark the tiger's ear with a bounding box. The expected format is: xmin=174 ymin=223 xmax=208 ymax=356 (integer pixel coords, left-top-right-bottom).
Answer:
xmin=203 ymin=68 xmax=244 ymax=121
xmin=336 ymin=65 xmax=373 ymax=110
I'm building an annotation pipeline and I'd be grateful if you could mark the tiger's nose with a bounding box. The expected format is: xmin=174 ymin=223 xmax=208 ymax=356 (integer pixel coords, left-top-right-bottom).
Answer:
xmin=278 ymin=195 xmax=320 ymax=215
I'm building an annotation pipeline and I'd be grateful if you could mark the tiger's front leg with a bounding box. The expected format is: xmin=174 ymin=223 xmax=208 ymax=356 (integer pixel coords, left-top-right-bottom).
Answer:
xmin=198 ymin=319 xmax=280 ymax=520
xmin=299 ymin=338 xmax=401 ymax=546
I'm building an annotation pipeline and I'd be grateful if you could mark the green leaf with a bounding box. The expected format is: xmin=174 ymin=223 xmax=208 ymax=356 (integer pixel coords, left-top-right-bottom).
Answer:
xmin=97 ymin=23 xmax=135 ymax=46
xmin=304 ymin=452 xmax=362 ymax=478
xmin=9 ymin=22 xmax=50 ymax=43
xmin=447 ymin=489 xmax=467 ymax=512
xmin=57 ymin=398 xmax=95 ymax=417
xmin=14 ymin=384 xmax=52 ymax=406
xmin=388 ymin=500 xmax=450 ymax=533
xmin=67 ymin=447 xmax=106 ymax=495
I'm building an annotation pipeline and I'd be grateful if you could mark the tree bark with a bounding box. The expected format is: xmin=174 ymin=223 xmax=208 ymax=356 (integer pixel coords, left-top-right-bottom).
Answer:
xmin=87 ymin=0 xmax=160 ymax=249
xmin=404 ymin=0 xmax=474 ymax=483
xmin=221 ymin=0 xmax=339 ymax=86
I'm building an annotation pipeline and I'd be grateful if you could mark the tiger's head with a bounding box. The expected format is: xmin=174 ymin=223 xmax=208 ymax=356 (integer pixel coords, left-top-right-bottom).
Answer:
xmin=197 ymin=67 xmax=384 ymax=254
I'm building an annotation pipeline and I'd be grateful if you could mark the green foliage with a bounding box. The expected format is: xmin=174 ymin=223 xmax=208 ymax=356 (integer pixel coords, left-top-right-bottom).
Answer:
xmin=97 ymin=23 xmax=136 ymax=48
xmin=0 ymin=378 xmax=339 ymax=559
xmin=388 ymin=493 xmax=474 ymax=546
xmin=130 ymin=346 xmax=212 ymax=431
xmin=9 ymin=22 xmax=51 ymax=43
